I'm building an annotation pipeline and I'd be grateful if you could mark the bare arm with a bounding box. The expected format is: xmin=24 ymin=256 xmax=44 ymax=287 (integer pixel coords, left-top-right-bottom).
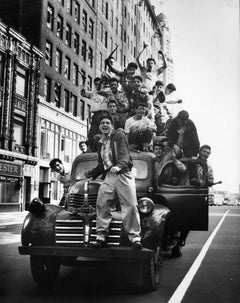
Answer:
xmin=157 ymin=50 xmax=167 ymax=75
xmin=136 ymin=44 xmax=148 ymax=71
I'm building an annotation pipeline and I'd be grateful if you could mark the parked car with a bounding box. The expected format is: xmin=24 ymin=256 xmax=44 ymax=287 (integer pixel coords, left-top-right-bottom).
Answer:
xmin=18 ymin=152 xmax=209 ymax=291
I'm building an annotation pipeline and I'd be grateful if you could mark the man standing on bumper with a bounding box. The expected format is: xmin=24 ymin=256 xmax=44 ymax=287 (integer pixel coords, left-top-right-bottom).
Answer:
xmin=85 ymin=114 xmax=142 ymax=249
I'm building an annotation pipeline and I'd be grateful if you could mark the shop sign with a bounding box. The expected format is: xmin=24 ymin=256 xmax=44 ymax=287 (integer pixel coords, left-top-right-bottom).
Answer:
xmin=0 ymin=161 xmax=22 ymax=177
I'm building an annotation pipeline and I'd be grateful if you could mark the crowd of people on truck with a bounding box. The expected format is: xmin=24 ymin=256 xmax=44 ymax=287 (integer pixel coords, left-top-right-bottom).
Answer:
xmin=49 ymin=46 xmax=214 ymax=249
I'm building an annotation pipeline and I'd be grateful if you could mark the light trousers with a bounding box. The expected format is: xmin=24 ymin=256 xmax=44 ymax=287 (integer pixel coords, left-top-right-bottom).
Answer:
xmin=96 ymin=171 xmax=141 ymax=243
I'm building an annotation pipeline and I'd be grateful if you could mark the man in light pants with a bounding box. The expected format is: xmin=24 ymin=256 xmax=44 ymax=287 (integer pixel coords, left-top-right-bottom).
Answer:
xmin=85 ymin=114 xmax=142 ymax=249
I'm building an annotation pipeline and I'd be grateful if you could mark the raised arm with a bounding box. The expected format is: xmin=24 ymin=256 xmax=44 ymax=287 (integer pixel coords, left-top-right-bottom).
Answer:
xmin=104 ymin=44 xmax=122 ymax=76
xmin=157 ymin=50 xmax=167 ymax=75
xmin=136 ymin=43 xmax=148 ymax=71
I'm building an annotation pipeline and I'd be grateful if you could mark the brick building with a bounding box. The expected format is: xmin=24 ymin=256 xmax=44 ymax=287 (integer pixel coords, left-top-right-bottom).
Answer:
xmin=0 ymin=0 xmax=168 ymax=209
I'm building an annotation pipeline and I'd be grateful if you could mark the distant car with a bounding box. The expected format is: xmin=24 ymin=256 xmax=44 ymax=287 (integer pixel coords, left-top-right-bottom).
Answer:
xmin=18 ymin=152 xmax=209 ymax=291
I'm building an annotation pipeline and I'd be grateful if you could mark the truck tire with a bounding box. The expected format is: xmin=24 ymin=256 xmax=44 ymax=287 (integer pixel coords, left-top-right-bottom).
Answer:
xmin=140 ymin=246 xmax=162 ymax=292
xmin=30 ymin=255 xmax=60 ymax=287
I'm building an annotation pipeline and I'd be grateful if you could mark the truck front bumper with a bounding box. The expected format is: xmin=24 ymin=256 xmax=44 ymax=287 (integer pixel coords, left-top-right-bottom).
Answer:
xmin=18 ymin=245 xmax=154 ymax=260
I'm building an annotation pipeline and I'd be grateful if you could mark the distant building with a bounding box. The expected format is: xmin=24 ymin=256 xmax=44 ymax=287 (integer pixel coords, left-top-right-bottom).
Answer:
xmin=0 ymin=21 xmax=43 ymax=211
xmin=0 ymin=0 xmax=169 ymax=209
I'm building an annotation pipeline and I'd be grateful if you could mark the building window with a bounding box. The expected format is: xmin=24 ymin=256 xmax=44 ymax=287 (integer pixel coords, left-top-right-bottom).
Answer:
xmin=89 ymin=18 xmax=94 ymax=39
xmin=123 ymin=30 xmax=126 ymax=43
xmin=73 ymin=63 xmax=79 ymax=86
xmin=45 ymin=40 xmax=52 ymax=66
xmin=16 ymin=66 xmax=27 ymax=97
xmin=99 ymin=52 xmax=103 ymax=72
xmin=55 ymin=49 xmax=62 ymax=73
xmin=73 ymin=32 xmax=80 ymax=54
xmin=80 ymin=99 xmax=85 ymax=120
xmin=44 ymin=77 xmax=51 ymax=102
xmin=82 ymin=10 xmax=87 ymax=32
xmin=64 ymin=89 xmax=70 ymax=112
xmin=66 ymin=24 xmax=72 ymax=47
xmin=47 ymin=4 xmax=54 ymax=31
xmin=14 ymin=116 xmax=25 ymax=146
xmin=64 ymin=57 xmax=71 ymax=80
xmin=116 ymin=18 xmax=118 ymax=34
xmin=72 ymin=94 xmax=78 ymax=117
xmin=111 ymin=10 xmax=113 ymax=27
xmin=88 ymin=47 xmax=93 ymax=67
xmin=87 ymin=76 xmax=92 ymax=91
xmin=90 ymin=0 xmax=95 ymax=8
xmin=54 ymin=82 xmax=61 ymax=107
xmin=80 ymin=69 xmax=86 ymax=86
xmin=57 ymin=15 xmax=64 ymax=39
xmin=105 ymin=2 xmax=108 ymax=19
xmin=66 ymin=0 xmax=72 ymax=14
xmin=104 ymin=31 xmax=108 ymax=48
xmin=87 ymin=104 xmax=91 ymax=121
xmin=74 ymin=1 xmax=80 ymax=24
xmin=100 ymin=22 xmax=103 ymax=42
xmin=81 ymin=40 xmax=87 ymax=61
xmin=110 ymin=37 xmax=113 ymax=51
xmin=124 ymin=6 xmax=127 ymax=18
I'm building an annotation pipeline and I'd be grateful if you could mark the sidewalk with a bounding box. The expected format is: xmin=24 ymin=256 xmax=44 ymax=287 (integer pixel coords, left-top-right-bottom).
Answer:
xmin=0 ymin=211 xmax=28 ymax=226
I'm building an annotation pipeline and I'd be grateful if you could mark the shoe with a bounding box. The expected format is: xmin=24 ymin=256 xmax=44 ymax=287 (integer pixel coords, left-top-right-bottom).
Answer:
xmin=190 ymin=178 xmax=201 ymax=186
xmin=132 ymin=241 xmax=143 ymax=250
xmin=92 ymin=239 xmax=106 ymax=248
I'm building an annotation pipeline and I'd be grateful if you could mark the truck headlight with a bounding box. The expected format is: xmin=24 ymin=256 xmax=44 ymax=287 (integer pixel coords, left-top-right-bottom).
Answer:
xmin=28 ymin=198 xmax=46 ymax=216
xmin=138 ymin=198 xmax=154 ymax=214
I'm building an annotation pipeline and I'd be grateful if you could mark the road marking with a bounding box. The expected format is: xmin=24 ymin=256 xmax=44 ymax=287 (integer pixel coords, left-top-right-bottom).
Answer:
xmin=168 ymin=210 xmax=229 ymax=303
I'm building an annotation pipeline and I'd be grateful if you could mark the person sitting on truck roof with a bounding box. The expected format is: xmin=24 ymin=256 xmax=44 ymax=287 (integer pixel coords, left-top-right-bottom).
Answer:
xmin=125 ymin=102 xmax=156 ymax=151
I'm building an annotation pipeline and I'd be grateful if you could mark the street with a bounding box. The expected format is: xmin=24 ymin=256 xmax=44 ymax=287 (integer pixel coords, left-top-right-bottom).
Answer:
xmin=0 ymin=206 xmax=240 ymax=303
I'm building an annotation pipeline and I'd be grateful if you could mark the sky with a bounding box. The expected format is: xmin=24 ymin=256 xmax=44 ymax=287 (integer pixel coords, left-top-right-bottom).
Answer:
xmin=151 ymin=0 xmax=240 ymax=193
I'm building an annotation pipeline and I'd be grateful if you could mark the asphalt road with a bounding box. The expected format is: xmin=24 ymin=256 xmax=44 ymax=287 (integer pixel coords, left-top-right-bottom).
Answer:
xmin=0 ymin=206 xmax=239 ymax=303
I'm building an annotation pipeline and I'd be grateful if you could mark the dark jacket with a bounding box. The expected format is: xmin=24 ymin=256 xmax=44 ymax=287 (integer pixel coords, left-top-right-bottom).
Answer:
xmin=167 ymin=118 xmax=200 ymax=157
xmin=89 ymin=128 xmax=133 ymax=180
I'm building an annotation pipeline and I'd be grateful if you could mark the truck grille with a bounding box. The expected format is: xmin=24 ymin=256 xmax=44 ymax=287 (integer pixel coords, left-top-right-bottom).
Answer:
xmin=68 ymin=193 xmax=97 ymax=209
xmin=55 ymin=218 xmax=123 ymax=247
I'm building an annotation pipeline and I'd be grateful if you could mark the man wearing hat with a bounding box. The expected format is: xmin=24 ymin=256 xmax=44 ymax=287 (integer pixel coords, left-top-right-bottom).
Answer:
xmin=85 ymin=114 xmax=142 ymax=249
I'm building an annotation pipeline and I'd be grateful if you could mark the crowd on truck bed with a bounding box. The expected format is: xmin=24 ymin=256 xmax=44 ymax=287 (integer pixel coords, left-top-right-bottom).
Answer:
xmin=79 ymin=44 xmax=214 ymax=188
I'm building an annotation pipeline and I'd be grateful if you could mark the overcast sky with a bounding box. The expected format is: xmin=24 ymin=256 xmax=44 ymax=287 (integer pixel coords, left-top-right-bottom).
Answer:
xmin=151 ymin=0 xmax=240 ymax=193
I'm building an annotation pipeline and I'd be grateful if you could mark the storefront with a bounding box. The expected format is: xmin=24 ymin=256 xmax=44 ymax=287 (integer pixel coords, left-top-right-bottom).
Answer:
xmin=0 ymin=160 xmax=23 ymax=212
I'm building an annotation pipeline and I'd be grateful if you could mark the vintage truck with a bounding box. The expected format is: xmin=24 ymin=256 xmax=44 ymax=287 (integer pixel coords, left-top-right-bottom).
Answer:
xmin=18 ymin=151 xmax=209 ymax=291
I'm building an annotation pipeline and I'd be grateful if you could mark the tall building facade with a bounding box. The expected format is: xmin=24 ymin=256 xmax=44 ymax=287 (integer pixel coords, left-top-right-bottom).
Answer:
xmin=0 ymin=0 xmax=167 ymax=209
xmin=0 ymin=21 xmax=43 ymax=211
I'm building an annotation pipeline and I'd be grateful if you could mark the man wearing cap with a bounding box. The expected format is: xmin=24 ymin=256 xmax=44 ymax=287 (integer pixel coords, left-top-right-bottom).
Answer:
xmin=167 ymin=110 xmax=200 ymax=186
xmin=85 ymin=114 xmax=142 ymax=249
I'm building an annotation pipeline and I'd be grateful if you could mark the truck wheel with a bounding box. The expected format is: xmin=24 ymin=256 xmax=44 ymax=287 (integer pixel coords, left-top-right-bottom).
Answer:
xmin=140 ymin=246 xmax=162 ymax=292
xmin=171 ymin=244 xmax=182 ymax=258
xmin=30 ymin=255 xmax=60 ymax=287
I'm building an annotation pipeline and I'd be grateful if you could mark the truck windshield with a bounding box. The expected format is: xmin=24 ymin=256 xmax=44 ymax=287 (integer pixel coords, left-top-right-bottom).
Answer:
xmin=73 ymin=159 xmax=148 ymax=181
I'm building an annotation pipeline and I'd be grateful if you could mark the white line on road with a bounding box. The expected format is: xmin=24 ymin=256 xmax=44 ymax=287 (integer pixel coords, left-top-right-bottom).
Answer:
xmin=168 ymin=210 xmax=230 ymax=303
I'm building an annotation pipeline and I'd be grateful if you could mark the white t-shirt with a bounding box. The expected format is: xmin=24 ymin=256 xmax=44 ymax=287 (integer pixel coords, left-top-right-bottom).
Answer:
xmin=125 ymin=116 xmax=155 ymax=134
